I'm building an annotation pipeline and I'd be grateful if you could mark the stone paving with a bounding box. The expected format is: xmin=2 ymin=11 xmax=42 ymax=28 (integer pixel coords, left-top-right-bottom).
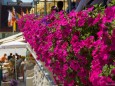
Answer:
xmin=18 ymin=77 xmax=25 ymax=86
xmin=18 ymin=81 xmax=25 ymax=86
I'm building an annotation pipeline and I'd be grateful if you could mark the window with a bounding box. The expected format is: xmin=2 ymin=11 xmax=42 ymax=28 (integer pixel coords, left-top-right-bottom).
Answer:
xmin=33 ymin=0 xmax=68 ymax=15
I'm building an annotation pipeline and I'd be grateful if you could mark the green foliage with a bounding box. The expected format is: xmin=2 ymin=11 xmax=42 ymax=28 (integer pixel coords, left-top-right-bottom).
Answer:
xmin=108 ymin=0 xmax=115 ymax=6
xmin=93 ymin=4 xmax=105 ymax=13
xmin=100 ymin=64 xmax=115 ymax=77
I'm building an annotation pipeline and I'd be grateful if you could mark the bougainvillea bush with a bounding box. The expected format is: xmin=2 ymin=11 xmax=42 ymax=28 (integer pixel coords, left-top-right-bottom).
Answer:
xmin=18 ymin=5 xmax=115 ymax=86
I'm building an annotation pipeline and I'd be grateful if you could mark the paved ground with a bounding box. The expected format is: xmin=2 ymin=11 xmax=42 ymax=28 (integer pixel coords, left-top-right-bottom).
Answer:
xmin=18 ymin=81 xmax=25 ymax=86
xmin=18 ymin=82 xmax=26 ymax=86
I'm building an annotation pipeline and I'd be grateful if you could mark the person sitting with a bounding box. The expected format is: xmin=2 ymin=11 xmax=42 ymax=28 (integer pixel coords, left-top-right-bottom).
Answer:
xmin=15 ymin=53 xmax=19 ymax=59
xmin=16 ymin=55 xmax=23 ymax=79
xmin=0 ymin=53 xmax=7 ymax=63
xmin=20 ymin=56 xmax=26 ymax=81
xmin=2 ymin=59 xmax=11 ymax=81
xmin=9 ymin=55 xmax=15 ymax=67
xmin=9 ymin=55 xmax=15 ymax=76
xmin=8 ymin=53 xmax=13 ymax=61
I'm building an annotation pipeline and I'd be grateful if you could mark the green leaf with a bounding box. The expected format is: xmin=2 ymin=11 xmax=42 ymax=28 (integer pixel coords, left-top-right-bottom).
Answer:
xmin=67 ymin=46 xmax=71 ymax=52
xmin=108 ymin=0 xmax=115 ymax=6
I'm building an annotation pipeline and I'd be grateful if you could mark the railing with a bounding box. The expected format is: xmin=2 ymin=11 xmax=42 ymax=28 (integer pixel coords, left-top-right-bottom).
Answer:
xmin=0 ymin=32 xmax=19 ymax=39
xmin=26 ymin=43 xmax=56 ymax=86
xmin=0 ymin=33 xmax=24 ymax=44
xmin=33 ymin=63 xmax=55 ymax=86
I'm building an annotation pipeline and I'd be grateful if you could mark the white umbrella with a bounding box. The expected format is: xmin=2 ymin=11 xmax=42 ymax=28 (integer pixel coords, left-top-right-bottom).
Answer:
xmin=0 ymin=41 xmax=27 ymax=49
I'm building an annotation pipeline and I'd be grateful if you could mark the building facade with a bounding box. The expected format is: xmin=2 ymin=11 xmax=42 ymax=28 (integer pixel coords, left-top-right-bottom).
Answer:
xmin=2 ymin=0 xmax=13 ymax=5
xmin=32 ymin=0 xmax=75 ymax=15
xmin=0 ymin=0 xmax=32 ymax=39
xmin=0 ymin=0 xmax=2 ymax=29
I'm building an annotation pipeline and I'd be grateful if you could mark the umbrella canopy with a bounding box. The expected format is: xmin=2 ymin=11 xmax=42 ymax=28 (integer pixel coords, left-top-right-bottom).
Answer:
xmin=0 ymin=41 xmax=27 ymax=49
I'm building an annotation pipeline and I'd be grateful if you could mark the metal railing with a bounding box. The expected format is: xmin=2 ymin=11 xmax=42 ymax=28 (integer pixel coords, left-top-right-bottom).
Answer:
xmin=0 ymin=33 xmax=23 ymax=44
xmin=35 ymin=60 xmax=56 ymax=86
xmin=0 ymin=32 xmax=19 ymax=39
xmin=26 ymin=43 xmax=56 ymax=86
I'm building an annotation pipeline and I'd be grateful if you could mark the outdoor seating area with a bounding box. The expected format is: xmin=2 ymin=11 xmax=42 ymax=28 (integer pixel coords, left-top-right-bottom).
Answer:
xmin=0 ymin=41 xmax=35 ymax=86
xmin=0 ymin=39 xmax=53 ymax=86
xmin=0 ymin=52 xmax=36 ymax=86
